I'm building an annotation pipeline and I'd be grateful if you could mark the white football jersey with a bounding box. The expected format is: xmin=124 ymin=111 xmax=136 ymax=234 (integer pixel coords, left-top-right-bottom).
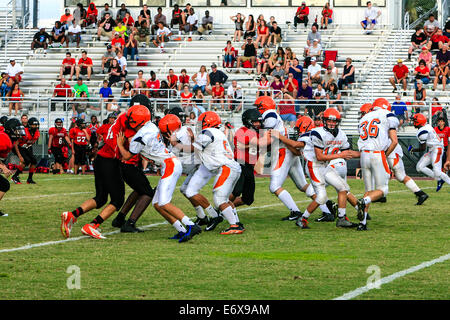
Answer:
xmin=303 ymin=127 xmax=350 ymax=165
xmin=169 ymin=126 xmax=200 ymax=166
xmin=129 ymin=122 xmax=174 ymax=165
xmin=193 ymin=127 xmax=239 ymax=171
xmin=358 ymin=108 xmax=399 ymax=152
xmin=417 ymin=124 xmax=444 ymax=149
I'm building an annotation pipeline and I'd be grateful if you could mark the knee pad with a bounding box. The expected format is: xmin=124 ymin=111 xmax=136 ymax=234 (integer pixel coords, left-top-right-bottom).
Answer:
xmin=213 ymin=194 xmax=228 ymax=209
xmin=180 ymin=183 xmax=188 ymax=198
xmin=416 ymin=162 xmax=423 ymax=173
xmin=305 ymin=184 xmax=315 ymax=198
xmin=269 ymin=181 xmax=281 ymax=194
xmin=380 ymin=185 xmax=389 ymax=197
xmin=184 ymin=186 xmax=198 ymax=199
xmin=433 ymin=167 xmax=442 ymax=180
xmin=315 ymin=189 xmax=327 ymax=205
xmin=394 ymin=168 xmax=406 ymax=182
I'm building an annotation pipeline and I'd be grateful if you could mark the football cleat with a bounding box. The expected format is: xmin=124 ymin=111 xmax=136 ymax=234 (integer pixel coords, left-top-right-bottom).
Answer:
xmin=81 ymin=223 xmax=106 ymax=239
xmin=296 ymin=217 xmax=310 ymax=229
xmin=60 ymin=211 xmax=77 ymax=239
xmin=26 ymin=179 xmax=36 ymax=184
xmin=120 ymin=220 xmax=144 ymax=233
xmin=416 ymin=192 xmax=429 ymax=205
xmin=436 ymin=179 xmax=444 ymax=192
xmin=315 ymin=213 xmax=335 ymax=222
xmin=220 ymin=224 xmax=244 ymax=235
xmin=366 ymin=213 xmax=372 ymax=220
xmin=205 ymin=216 xmax=224 ymax=232
xmin=194 ymin=216 xmax=210 ymax=226
xmin=169 ymin=231 xmax=185 ymax=240
xmin=111 ymin=215 xmax=126 ymax=228
xmin=356 ymin=199 xmax=366 ymax=221
xmin=356 ymin=223 xmax=368 ymax=231
xmin=336 ymin=215 xmax=358 ymax=228
xmin=0 ymin=210 xmax=8 ymax=217
xmin=281 ymin=211 xmax=302 ymax=221
xmin=11 ymin=176 xmax=21 ymax=184
xmin=179 ymin=224 xmax=202 ymax=242
xmin=236 ymin=222 xmax=246 ymax=231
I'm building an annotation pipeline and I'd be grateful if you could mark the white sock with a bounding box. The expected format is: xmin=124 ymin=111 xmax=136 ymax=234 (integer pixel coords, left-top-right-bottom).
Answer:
xmin=405 ymin=179 xmax=420 ymax=193
xmin=232 ymin=207 xmax=240 ymax=223
xmin=161 ymin=42 xmax=164 ymax=48
xmin=338 ymin=208 xmax=346 ymax=218
xmin=354 ymin=205 xmax=359 ymax=211
xmin=189 ymin=31 xmax=192 ymax=35
xmin=277 ymin=190 xmax=300 ymax=212
xmin=195 ymin=206 xmax=206 ymax=219
xmin=302 ymin=210 xmax=311 ymax=219
xmin=222 ymin=206 xmax=237 ymax=225
xmin=361 ymin=211 xmax=368 ymax=225
xmin=178 ymin=30 xmax=181 ymax=35
xmin=181 ymin=216 xmax=194 ymax=226
xmin=205 ymin=205 xmax=218 ymax=218
xmin=173 ymin=220 xmax=187 ymax=233
xmin=319 ymin=204 xmax=330 ymax=214
xmin=363 ymin=196 xmax=372 ymax=205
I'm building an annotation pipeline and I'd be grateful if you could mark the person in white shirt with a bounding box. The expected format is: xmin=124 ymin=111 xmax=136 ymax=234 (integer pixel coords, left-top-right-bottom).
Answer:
xmin=360 ymin=1 xmax=381 ymax=34
xmin=153 ymin=22 xmax=172 ymax=53
xmin=185 ymin=7 xmax=198 ymax=38
xmin=5 ymin=59 xmax=23 ymax=85
xmin=312 ymin=83 xmax=326 ymax=99
xmin=227 ymin=80 xmax=243 ymax=111
xmin=115 ymin=51 xmax=127 ymax=80
xmin=66 ymin=20 xmax=81 ymax=48
xmin=307 ymin=57 xmax=322 ymax=86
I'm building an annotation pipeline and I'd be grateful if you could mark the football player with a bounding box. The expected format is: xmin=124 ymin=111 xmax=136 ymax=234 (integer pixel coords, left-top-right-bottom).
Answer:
xmin=119 ymin=116 xmax=201 ymax=243
xmin=69 ymin=118 xmax=91 ymax=175
xmin=158 ymin=114 xmax=219 ymax=228
xmin=11 ymin=117 xmax=40 ymax=184
xmin=356 ymin=98 xmax=399 ymax=231
xmin=185 ymin=111 xmax=244 ymax=235
xmin=60 ymin=105 xmax=151 ymax=240
xmin=434 ymin=117 xmax=450 ymax=191
xmin=0 ymin=118 xmax=25 ymax=216
xmin=96 ymin=113 xmax=117 ymax=145
xmin=410 ymin=113 xmax=450 ymax=190
xmin=48 ymin=118 xmax=72 ymax=174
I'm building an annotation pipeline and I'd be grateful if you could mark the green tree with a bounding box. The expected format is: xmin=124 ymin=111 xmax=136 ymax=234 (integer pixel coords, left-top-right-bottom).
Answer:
xmin=405 ymin=0 xmax=437 ymax=22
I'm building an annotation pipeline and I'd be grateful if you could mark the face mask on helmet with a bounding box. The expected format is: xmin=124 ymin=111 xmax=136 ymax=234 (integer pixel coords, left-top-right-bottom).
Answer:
xmin=55 ymin=119 xmax=63 ymax=129
xmin=322 ymin=110 xmax=341 ymax=136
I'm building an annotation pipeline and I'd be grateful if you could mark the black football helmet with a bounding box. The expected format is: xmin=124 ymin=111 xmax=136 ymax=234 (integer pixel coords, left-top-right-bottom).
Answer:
xmin=76 ymin=118 xmax=86 ymax=128
xmin=0 ymin=116 xmax=8 ymax=127
xmin=168 ymin=107 xmax=186 ymax=123
xmin=28 ymin=117 xmax=40 ymax=133
xmin=4 ymin=118 xmax=26 ymax=140
xmin=55 ymin=118 xmax=63 ymax=129
xmin=242 ymin=108 xmax=262 ymax=130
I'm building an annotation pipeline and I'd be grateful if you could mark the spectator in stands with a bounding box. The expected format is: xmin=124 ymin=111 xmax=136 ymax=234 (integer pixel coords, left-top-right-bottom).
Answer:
xmin=124 ymin=32 xmax=138 ymax=61
xmin=115 ymin=50 xmax=128 ymax=80
xmin=207 ymin=63 xmax=228 ymax=94
xmin=5 ymin=59 xmax=23 ymax=85
xmin=171 ymin=4 xmax=184 ymax=39
xmin=224 ymin=40 xmax=237 ymax=69
xmin=116 ymin=3 xmax=130 ymax=23
xmin=97 ymin=12 xmax=116 ymax=41
xmin=337 ymin=57 xmax=355 ymax=90
xmin=59 ymin=52 xmax=76 ymax=81
xmin=244 ymin=14 xmax=256 ymax=39
xmin=307 ymin=57 xmax=322 ymax=86
xmin=428 ymin=28 xmax=449 ymax=51
xmin=286 ymin=58 xmax=303 ymax=85
xmin=413 ymin=80 xmax=426 ymax=113
xmin=271 ymin=63 xmax=285 ymax=80
xmin=123 ymin=12 xmax=135 ymax=35
xmin=294 ymin=1 xmax=309 ymax=31
xmin=153 ymin=22 xmax=172 ymax=54
xmin=211 ymin=82 xmax=225 ymax=110
xmin=424 ymin=14 xmax=439 ymax=39
xmin=31 ymin=28 xmax=51 ymax=53
xmin=256 ymin=47 xmax=271 ymax=75
xmin=198 ymin=10 xmax=213 ymax=37
xmin=7 ymin=82 xmax=24 ymax=116
xmin=256 ymin=74 xmax=270 ymax=98
xmin=389 ymin=59 xmax=409 ymax=94
xmin=268 ymin=47 xmax=285 ymax=72
xmin=192 ymin=88 xmax=206 ymax=116
xmin=227 ymin=80 xmax=243 ymax=112
xmin=322 ymin=64 xmax=338 ymax=90
xmin=231 ymin=13 xmax=245 ymax=43
xmin=307 ymin=24 xmax=321 ymax=47
xmin=60 ymin=8 xmax=74 ymax=28
xmin=180 ymin=84 xmax=194 ymax=114
xmin=133 ymin=70 xmax=146 ymax=89
xmin=86 ymin=2 xmax=98 ymax=28
xmin=147 ymin=71 xmax=160 ymax=98
xmin=133 ymin=80 xmax=148 ymax=96
xmin=391 ymin=94 xmax=408 ymax=128
xmin=120 ymin=81 xmax=133 ymax=107
xmin=73 ymin=3 xmax=87 ymax=29
xmin=313 ymin=82 xmax=326 ymax=99
xmin=236 ymin=37 xmax=257 ymax=70
xmin=433 ymin=44 xmax=449 ymax=91
xmin=255 ymin=19 xmax=270 ymax=48
xmin=320 ymin=3 xmax=333 ymax=30
xmin=297 ymin=80 xmax=313 ymax=112
xmin=418 ymin=46 xmax=432 ymax=70
xmin=284 ymin=72 xmax=299 ymax=98
xmin=167 ymin=69 xmax=178 ymax=92
xmin=413 ymin=59 xmax=430 ymax=88
xmin=304 ymin=39 xmax=322 ymax=67
xmin=99 ymin=3 xmax=114 ymax=22
xmin=101 ymin=45 xmax=116 ymax=74
xmin=73 ymin=77 xmax=89 ymax=97
xmin=182 ymin=3 xmax=192 ymax=27
xmin=178 ymin=69 xmax=190 ymax=91
xmin=76 ymin=51 xmax=93 ymax=81
xmin=305 ymin=92 xmax=326 ymax=118
xmin=72 ymin=91 xmax=91 ymax=120
xmin=270 ymin=75 xmax=284 ymax=99
xmin=284 ymin=47 xmax=296 ymax=69
xmin=152 ymin=7 xmax=167 ymax=35
xmin=185 ymin=8 xmax=199 ymax=41
xmin=408 ymin=26 xmax=427 ymax=61
xmin=136 ymin=20 xmax=151 ymax=47
xmin=0 ymin=73 xmax=11 ymax=100
xmin=66 ymin=20 xmax=81 ymax=48
xmin=114 ymin=20 xmax=128 ymax=40
xmin=326 ymin=83 xmax=343 ymax=112
xmin=111 ymin=31 xmax=125 ymax=54
xmin=431 ymin=97 xmax=445 ymax=121
xmin=192 ymin=65 xmax=209 ymax=94
xmin=107 ymin=59 xmax=122 ymax=88
xmin=138 ymin=4 xmax=151 ymax=28
xmin=360 ymin=1 xmax=381 ymax=34
xmin=278 ymin=93 xmax=297 ymax=126
xmin=51 ymin=78 xmax=72 ymax=111
xmin=99 ymin=79 xmax=113 ymax=101
xmin=50 ymin=21 xmax=66 ymax=48
xmin=445 ymin=19 xmax=450 ymax=38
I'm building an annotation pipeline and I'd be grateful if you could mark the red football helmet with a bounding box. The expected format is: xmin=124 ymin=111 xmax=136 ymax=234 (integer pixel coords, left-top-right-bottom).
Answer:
xmin=158 ymin=114 xmax=182 ymax=134
xmin=372 ymin=98 xmax=391 ymax=111
xmin=360 ymin=103 xmax=373 ymax=118
xmin=412 ymin=113 xmax=427 ymax=128
xmin=295 ymin=116 xmax=315 ymax=135
xmin=198 ymin=111 xmax=221 ymax=130
xmin=126 ymin=105 xmax=151 ymax=130
xmin=322 ymin=108 xmax=341 ymax=135
xmin=254 ymin=96 xmax=276 ymax=114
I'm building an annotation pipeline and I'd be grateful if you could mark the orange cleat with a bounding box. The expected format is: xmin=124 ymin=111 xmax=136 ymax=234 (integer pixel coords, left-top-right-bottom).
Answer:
xmin=174 ymin=37 xmax=182 ymax=41
xmin=61 ymin=211 xmax=77 ymax=239
xmin=220 ymin=224 xmax=244 ymax=235
xmin=81 ymin=223 xmax=106 ymax=239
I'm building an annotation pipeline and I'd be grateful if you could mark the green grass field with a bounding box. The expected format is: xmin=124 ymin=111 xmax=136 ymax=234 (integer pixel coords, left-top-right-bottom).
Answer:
xmin=0 ymin=174 xmax=449 ymax=300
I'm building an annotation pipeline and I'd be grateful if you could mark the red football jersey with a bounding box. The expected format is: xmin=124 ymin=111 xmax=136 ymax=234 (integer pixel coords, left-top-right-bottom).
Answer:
xmin=434 ymin=126 xmax=450 ymax=147
xmin=97 ymin=113 xmax=135 ymax=159
xmin=18 ymin=128 xmax=40 ymax=148
xmin=0 ymin=128 xmax=13 ymax=160
xmin=70 ymin=127 xmax=91 ymax=146
xmin=96 ymin=123 xmax=111 ymax=141
xmin=233 ymin=126 xmax=259 ymax=165
xmin=49 ymin=127 xmax=68 ymax=148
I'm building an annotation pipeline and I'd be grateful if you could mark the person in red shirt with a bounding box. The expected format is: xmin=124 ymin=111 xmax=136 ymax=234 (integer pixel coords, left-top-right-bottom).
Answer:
xmin=75 ymin=50 xmax=93 ymax=81
xmin=59 ymin=52 xmax=76 ymax=80
xmin=96 ymin=113 xmax=117 ymax=144
xmin=428 ymin=28 xmax=449 ymax=51
xmin=229 ymin=108 xmax=261 ymax=209
xmin=86 ymin=2 xmax=98 ymax=27
xmin=434 ymin=117 xmax=450 ymax=170
xmin=48 ymin=118 xmax=71 ymax=174
xmin=294 ymin=1 xmax=309 ymax=30
xmin=51 ymin=78 xmax=72 ymax=111
xmin=11 ymin=117 xmax=40 ymax=185
xmin=389 ymin=59 xmax=409 ymax=93
xmin=283 ymin=72 xmax=299 ymax=98
xmin=60 ymin=105 xmax=150 ymax=240
xmin=69 ymin=118 xmax=91 ymax=175
xmin=167 ymin=68 xmax=178 ymax=92
xmin=123 ymin=12 xmax=134 ymax=27
xmin=278 ymin=93 xmax=297 ymax=125
xmin=177 ymin=69 xmax=190 ymax=91
xmin=211 ymin=82 xmax=225 ymax=110
xmin=146 ymin=71 xmax=160 ymax=98
xmin=111 ymin=32 xmax=125 ymax=54
xmin=320 ymin=3 xmax=333 ymax=29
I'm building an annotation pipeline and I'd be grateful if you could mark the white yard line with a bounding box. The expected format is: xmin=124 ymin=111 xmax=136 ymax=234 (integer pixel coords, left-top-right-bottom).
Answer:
xmin=333 ymin=253 xmax=450 ymax=300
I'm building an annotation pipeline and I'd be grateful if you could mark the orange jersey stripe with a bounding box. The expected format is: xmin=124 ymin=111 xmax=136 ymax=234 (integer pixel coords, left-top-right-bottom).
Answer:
xmin=393 ymin=153 xmax=400 ymax=167
xmin=435 ymin=148 xmax=443 ymax=164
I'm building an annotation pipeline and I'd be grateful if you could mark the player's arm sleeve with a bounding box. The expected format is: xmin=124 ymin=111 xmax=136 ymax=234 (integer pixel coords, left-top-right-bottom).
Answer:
xmin=129 ymin=132 xmax=151 ymax=155
xmin=193 ymin=130 xmax=214 ymax=151
xmin=262 ymin=112 xmax=278 ymax=129
xmin=310 ymin=130 xmax=325 ymax=149
xmin=387 ymin=113 xmax=400 ymax=130
xmin=417 ymin=129 xmax=428 ymax=144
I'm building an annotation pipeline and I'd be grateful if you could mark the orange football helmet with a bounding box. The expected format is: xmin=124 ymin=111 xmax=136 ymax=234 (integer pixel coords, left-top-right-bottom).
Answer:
xmin=198 ymin=111 xmax=221 ymax=130
xmin=254 ymin=96 xmax=276 ymax=114
xmin=295 ymin=116 xmax=315 ymax=135
xmin=360 ymin=103 xmax=372 ymax=118
xmin=158 ymin=114 xmax=182 ymax=134
xmin=126 ymin=105 xmax=151 ymax=130
xmin=323 ymin=108 xmax=341 ymax=135
xmin=412 ymin=113 xmax=427 ymax=128
xmin=372 ymin=98 xmax=391 ymax=111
